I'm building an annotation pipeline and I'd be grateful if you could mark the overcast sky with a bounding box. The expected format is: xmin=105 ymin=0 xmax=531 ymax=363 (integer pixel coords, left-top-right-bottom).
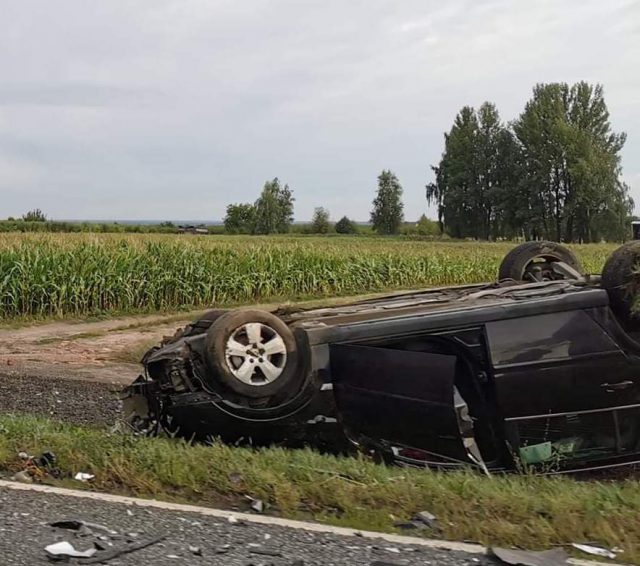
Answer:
xmin=1 ymin=0 xmax=639 ymax=222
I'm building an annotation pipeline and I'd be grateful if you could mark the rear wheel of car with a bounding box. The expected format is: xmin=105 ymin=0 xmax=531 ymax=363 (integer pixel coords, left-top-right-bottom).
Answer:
xmin=204 ymin=309 xmax=302 ymax=398
xmin=601 ymin=241 xmax=640 ymax=331
xmin=164 ymin=308 xmax=229 ymax=343
xmin=498 ymin=241 xmax=583 ymax=282
xmin=182 ymin=308 xmax=229 ymax=338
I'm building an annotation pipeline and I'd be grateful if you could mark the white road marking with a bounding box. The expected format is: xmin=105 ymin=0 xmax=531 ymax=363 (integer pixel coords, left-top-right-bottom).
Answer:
xmin=0 ymin=480 xmax=616 ymax=565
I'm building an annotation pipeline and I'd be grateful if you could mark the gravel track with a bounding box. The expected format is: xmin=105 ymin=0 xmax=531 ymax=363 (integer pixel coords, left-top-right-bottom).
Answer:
xmin=0 ymin=371 xmax=122 ymax=428
xmin=0 ymin=487 xmax=497 ymax=565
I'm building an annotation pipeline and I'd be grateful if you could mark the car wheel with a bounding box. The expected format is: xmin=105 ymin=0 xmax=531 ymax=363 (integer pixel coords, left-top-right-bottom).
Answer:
xmin=180 ymin=308 xmax=229 ymax=338
xmin=204 ymin=309 xmax=301 ymax=398
xmin=498 ymin=241 xmax=583 ymax=282
xmin=601 ymin=241 xmax=640 ymax=331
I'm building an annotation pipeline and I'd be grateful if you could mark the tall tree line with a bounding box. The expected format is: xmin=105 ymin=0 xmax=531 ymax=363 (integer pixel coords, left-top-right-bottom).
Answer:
xmin=427 ymin=82 xmax=632 ymax=242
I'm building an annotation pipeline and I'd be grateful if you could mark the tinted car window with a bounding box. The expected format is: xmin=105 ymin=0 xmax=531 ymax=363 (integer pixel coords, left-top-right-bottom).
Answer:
xmin=487 ymin=311 xmax=619 ymax=366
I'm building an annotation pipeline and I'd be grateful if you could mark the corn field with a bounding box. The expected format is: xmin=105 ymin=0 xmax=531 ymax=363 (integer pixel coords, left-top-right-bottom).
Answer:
xmin=0 ymin=233 xmax=617 ymax=320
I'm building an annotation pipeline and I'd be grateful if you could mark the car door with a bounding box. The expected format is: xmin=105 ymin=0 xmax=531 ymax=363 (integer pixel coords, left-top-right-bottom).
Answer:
xmin=486 ymin=309 xmax=640 ymax=465
xmin=329 ymin=343 xmax=483 ymax=467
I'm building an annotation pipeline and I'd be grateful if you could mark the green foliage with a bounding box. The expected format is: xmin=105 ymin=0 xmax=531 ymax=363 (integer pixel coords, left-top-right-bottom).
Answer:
xmin=253 ymin=178 xmax=295 ymax=234
xmin=224 ymin=203 xmax=257 ymax=234
xmin=21 ymin=209 xmax=47 ymax=222
xmin=513 ymin=82 xmax=631 ymax=242
xmin=2 ymin=413 xmax=640 ymax=562
xmin=310 ymin=207 xmax=331 ymax=234
xmin=0 ymin=220 xmax=179 ymax=234
xmin=335 ymin=216 xmax=358 ymax=234
xmin=429 ymin=82 xmax=631 ymax=242
xmin=0 ymin=234 xmax=612 ymax=320
xmin=371 ymin=170 xmax=404 ymax=235
xmin=427 ymin=103 xmax=520 ymax=239
xmin=403 ymin=215 xmax=440 ymax=237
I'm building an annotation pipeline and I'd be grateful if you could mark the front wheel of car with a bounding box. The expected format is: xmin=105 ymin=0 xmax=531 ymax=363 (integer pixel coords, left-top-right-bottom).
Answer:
xmin=204 ymin=309 xmax=302 ymax=398
xmin=498 ymin=241 xmax=583 ymax=282
xmin=601 ymin=241 xmax=640 ymax=332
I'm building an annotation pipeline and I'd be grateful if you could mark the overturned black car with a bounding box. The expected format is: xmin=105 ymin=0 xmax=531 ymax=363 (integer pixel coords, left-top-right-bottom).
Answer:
xmin=124 ymin=241 xmax=640 ymax=473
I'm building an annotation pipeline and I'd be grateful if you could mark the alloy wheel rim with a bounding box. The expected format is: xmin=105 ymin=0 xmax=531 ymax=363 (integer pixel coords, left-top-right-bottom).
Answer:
xmin=224 ymin=322 xmax=287 ymax=385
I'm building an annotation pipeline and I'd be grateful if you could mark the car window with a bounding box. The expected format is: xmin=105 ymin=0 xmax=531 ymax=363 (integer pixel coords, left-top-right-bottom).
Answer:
xmin=487 ymin=311 xmax=619 ymax=366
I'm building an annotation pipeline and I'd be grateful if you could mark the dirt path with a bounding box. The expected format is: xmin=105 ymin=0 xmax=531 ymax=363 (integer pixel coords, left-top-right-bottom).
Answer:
xmin=0 ymin=293 xmax=387 ymax=386
xmin=0 ymin=312 xmax=201 ymax=385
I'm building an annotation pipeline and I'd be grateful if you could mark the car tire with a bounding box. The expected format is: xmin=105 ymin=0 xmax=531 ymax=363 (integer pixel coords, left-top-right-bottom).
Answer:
xmin=181 ymin=308 xmax=229 ymax=338
xmin=204 ymin=309 xmax=302 ymax=398
xmin=498 ymin=241 xmax=583 ymax=282
xmin=165 ymin=309 xmax=229 ymax=343
xmin=601 ymin=241 xmax=640 ymax=331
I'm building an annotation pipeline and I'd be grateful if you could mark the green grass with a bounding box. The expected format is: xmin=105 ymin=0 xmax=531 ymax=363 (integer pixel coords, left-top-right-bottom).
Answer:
xmin=0 ymin=414 xmax=638 ymax=562
xmin=0 ymin=233 xmax=617 ymax=321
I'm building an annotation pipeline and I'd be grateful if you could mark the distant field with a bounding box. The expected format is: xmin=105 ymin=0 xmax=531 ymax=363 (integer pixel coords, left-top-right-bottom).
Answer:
xmin=0 ymin=233 xmax=617 ymax=320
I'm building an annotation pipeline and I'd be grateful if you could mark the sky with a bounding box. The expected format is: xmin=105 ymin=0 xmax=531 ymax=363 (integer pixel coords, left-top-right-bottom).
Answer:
xmin=1 ymin=0 xmax=639 ymax=222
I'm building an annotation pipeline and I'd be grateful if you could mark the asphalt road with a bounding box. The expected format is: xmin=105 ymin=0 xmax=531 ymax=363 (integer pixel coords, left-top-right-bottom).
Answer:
xmin=0 ymin=487 xmax=498 ymax=566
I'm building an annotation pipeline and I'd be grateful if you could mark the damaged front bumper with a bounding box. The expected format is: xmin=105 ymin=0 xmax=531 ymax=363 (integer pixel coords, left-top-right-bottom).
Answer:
xmin=121 ymin=374 xmax=349 ymax=450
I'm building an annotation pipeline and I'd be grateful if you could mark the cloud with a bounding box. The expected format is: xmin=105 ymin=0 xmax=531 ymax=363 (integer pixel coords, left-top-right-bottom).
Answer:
xmin=0 ymin=0 xmax=638 ymax=220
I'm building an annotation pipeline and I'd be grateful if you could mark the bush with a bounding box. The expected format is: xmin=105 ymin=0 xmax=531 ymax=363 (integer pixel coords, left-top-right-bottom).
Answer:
xmin=335 ymin=216 xmax=358 ymax=234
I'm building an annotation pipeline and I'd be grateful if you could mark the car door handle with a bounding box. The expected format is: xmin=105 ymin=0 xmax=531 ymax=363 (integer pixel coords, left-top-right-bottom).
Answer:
xmin=601 ymin=380 xmax=635 ymax=392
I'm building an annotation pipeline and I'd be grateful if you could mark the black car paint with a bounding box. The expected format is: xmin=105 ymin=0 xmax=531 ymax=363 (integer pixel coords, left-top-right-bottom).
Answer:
xmin=124 ymin=280 xmax=640 ymax=472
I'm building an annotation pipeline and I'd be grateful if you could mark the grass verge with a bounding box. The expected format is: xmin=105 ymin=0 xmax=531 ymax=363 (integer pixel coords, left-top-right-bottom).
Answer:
xmin=0 ymin=415 xmax=638 ymax=562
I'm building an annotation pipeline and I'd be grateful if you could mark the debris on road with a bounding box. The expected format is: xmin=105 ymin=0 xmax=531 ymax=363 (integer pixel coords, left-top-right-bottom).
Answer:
xmin=249 ymin=546 xmax=283 ymax=557
xmin=50 ymin=518 xmax=118 ymax=535
xmin=570 ymin=543 xmax=617 ymax=560
xmin=44 ymin=540 xmax=97 ymax=559
xmin=188 ymin=545 xmax=202 ymax=556
xmin=74 ymin=472 xmax=96 ymax=482
xmin=491 ymin=547 xmax=569 ymax=566
xmin=81 ymin=535 xmax=166 ymax=564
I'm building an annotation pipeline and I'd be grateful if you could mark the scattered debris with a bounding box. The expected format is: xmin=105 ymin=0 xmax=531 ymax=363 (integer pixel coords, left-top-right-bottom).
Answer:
xmin=247 ymin=496 xmax=265 ymax=513
xmin=74 ymin=472 xmax=96 ymax=482
xmin=44 ymin=541 xmax=97 ymax=559
xmin=413 ymin=510 xmax=439 ymax=530
xmin=32 ymin=451 xmax=57 ymax=468
xmin=394 ymin=510 xmax=440 ymax=532
xmin=12 ymin=450 xmax=60 ymax=482
xmin=571 ymin=543 xmax=617 ymax=560
xmin=81 ymin=535 xmax=166 ymax=564
xmin=491 ymin=547 xmax=569 ymax=566
xmin=50 ymin=519 xmax=118 ymax=535
xmin=214 ymin=545 xmax=231 ymax=554
xmin=249 ymin=546 xmax=282 ymax=557
xmin=10 ymin=470 xmax=33 ymax=484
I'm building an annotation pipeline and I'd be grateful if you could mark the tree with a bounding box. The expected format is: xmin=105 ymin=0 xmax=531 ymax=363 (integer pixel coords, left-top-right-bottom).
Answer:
xmin=22 ymin=209 xmax=47 ymax=222
xmin=371 ymin=170 xmax=404 ymax=235
xmin=310 ymin=207 xmax=331 ymax=234
xmin=427 ymin=103 xmax=518 ymax=239
xmin=224 ymin=203 xmax=256 ymax=234
xmin=513 ymin=82 xmax=630 ymax=242
xmin=335 ymin=215 xmax=358 ymax=234
xmin=253 ymin=178 xmax=295 ymax=235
